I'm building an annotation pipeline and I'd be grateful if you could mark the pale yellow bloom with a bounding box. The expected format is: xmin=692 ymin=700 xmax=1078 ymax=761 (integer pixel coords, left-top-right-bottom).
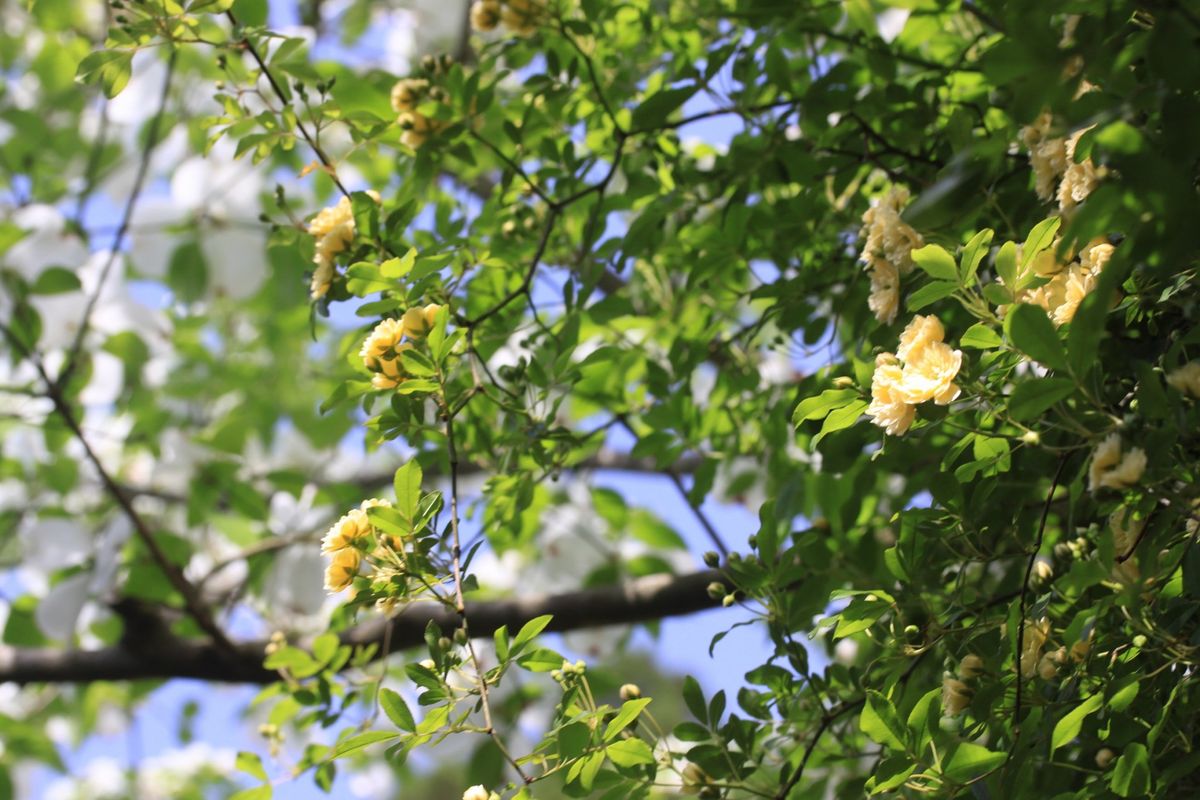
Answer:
xmin=462 ymin=786 xmax=490 ymax=800
xmin=401 ymin=304 xmax=442 ymax=339
xmin=1019 ymin=618 xmax=1050 ymax=679
xmin=896 ymin=341 xmax=962 ymax=405
xmin=1058 ymin=128 xmax=1098 ymax=215
xmin=1019 ymin=113 xmax=1068 ymax=202
xmin=896 ymin=314 xmax=944 ymax=363
xmin=470 ymin=0 xmax=501 ymax=31
xmin=324 ymin=547 xmax=361 ymax=593
xmin=958 ymin=654 xmax=984 ymax=680
xmin=398 ymin=111 xmax=436 ymax=149
xmin=1109 ymin=506 xmax=1144 ymax=584
xmin=321 ymin=509 xmax=371 ymax=554
xmin=1088 ymin=433 xmax=1147 ymax=493
xmin=360 ymin=319 xmax=413 ymax=390
xmin=867 ymin=354 xmax=916 ymax=436
xmin=501 ymin=0 xmax=540 ymax=36
xmin=942 ymin=676 xmax=972 ymax=716
xmin=390 ymin=78 xmax=430 ymax=114
xmin=866 ymin=258 xmax=900 ymax=325
xmin=308 ymin=191 xmax=381 ymax=299
xmin=1167 ymin=361 xmax=1200 ymax=398
xmin=1013 ymin=237 xmax=1114 ymax=327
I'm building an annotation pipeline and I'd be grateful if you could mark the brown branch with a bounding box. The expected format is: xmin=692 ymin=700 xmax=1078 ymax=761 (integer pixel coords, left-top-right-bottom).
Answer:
xmin=0 ymin=569 xmax=731 ymax=684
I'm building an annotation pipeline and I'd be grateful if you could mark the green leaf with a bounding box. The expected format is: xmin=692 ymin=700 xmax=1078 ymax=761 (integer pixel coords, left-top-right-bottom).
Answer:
xmin=793 ymin=389 xmax=858 ymax=426
xmin=604 ymin=698 xmax=652 ymax=741
xmin=907 ymin=280 xmax=957 ymax=311
xmin=393 ymin=460 xmax=423 ymax=522
xmin=512 ymin=614 xmax=553 ymax=654
xmin=1110 ymin=742 xmax=1151 ymax=797
xmin=380 ymin=688 xmax=416 ymax=732
xmin=631 ymin=85 xmax=699 ymax=130
xmin=812 ymin=399 xmax=868 ymax=445
xmin=1008 ymin=377 xmax=1075 ymax=421
xmin=860 ymin=691 xmax=907 ymax=751
xmin=380 ymin=248 xmax=416 ymax=279
xmin=30 ymin=267 xmax=81 ymax=295
xmin=1021 ymin=217 xmax=1061 ymax=270
xmin=910 ymin=244 xmax=959 ymax=282
xmin=75 ymin=49 xmax=133 ymax=98
xmin=1051 ymin=693 xmax=1103 ymax=753
xmin=493 ymin=625 xmax=510 ymax=663
xmin=236 ymin=751 xmax=267 ymax=781
xmin=959 ymin=323 xmax=1002 ymax=349
xmin=330 ymin=730 xmax=399 ymax=759
xmin=1006 ymin=303 xmax=1068 ymax=372
xmin=942 ymin=742 xmax=1004 ymax=783
xmin=959 ymin=228 xmax=993 ymax=283
xmin=229 ymin=787 xmax=271 ymax=800
xmin=994 ymin=240 xmax=1018 ymax=288
xmin=605 ymin=738 xmax=655 ymax=767
xmin=516 ymin=646 xmax=563 ymax=672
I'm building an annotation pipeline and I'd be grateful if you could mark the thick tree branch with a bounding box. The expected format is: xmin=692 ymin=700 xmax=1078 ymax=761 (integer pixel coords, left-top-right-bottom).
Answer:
xmin=0 ymin=569 xmax=729 ymax=684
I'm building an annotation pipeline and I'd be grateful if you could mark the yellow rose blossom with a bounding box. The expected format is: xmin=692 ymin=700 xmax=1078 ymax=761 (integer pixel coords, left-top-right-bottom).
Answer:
xmin=1088 ymin=433 xmax=1147 ymax=493
xmin=1167 ymin=360 xmax=1200 ymax=398
xmin=323 ymin=547 xmax=361 ymax=593
xmin=942 ymin=676 xmax=972 ymax=717
xmin=859 ymin=187 xmax=923 ymax=324
xmin=896 ymin=314 xmax=945 ymax=362
xmin=1109 ymin=506 xmax=1144 ymax=584
xmin=360 ymin=319 xmax=414 ymax=390
xmin=470 ymin=0 xmax=501 ymax=31
xmin=1019 ymin=618 xmax=1050 ymax=679
xmin=398 ymin=111 xmax=436 ymax=149
xmin=958 ymin=654 xmax=984 ymax=680
xmin=896 ymin=341 xmax=962 ymax=405
xmin=501 ymin=0 xmax=540 ymax=36
xmin=401 ymin=303 xmax=442 ymax=339
xmin=1058 ymin=127 xmax=1098 ymax=215
xmin=308 ymin=191 xmax=381 ymax=299
xmin=866 ymin=354 xmax=916 ymax=436
xmin=1019 ymin=113 xmax=1068 ymax=202
xmin=321 ymin=509 xmax=369 ymax=554
xmin=390 ymin=78 xmax=430 ymax=114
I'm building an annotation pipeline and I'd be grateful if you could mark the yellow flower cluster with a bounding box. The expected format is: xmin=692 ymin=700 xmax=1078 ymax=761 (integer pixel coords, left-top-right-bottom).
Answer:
xmin=942 ymin=654 xmax=984 ymax=717
xmin=470 ymin=0 xmax=541 ymax=36
xmin=1008 ymin=237 xmax=1114 ymax=327
xmin=1018 ymin=114 xmax=1100 ymax=215
xmin=321 ymin=499 xmax=393 ymax=593
xmin=1018 ymin=617 xmax=1051 ymax=679
xmin=391 ymin=77 xmax=447 ymax=150
xmin=1088 ymin=433 xmax=1146 ymax=493
xmin=867 ymin=315 xmax=962 ymax=436
xmin=359 ymin=305 xmax=442 ymax=390
xmin=308 ymin=190 xmax=382 ymax=299
xmin=1167 ymin=360 xmax=1200 ymax=397
xmin=858 ymin=187 xmax=924 ymax=325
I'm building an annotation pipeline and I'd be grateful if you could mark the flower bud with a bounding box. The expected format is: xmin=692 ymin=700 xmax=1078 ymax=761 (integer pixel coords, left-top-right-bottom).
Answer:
xmin=958 ymin=654 xmax=985 ymax=680
xmin=832 ymin=375 xmax=855 ymax=388
xmin=702 ymin=551 xmax=720 ymax=568
xmin=1095 ymin=748 xmax=1115 ymax=769
xmin=942 ymin=676 xmax=972 ymax=716
xmin=619 ymin=683 xmax=641 ymax=701
xmin=707 ymin=581 xmax=726 ymax=600
xmin=722 ymin=594 xmax=735 ymax=607
xmin=1021 ymin=430 xmax=1041 ymax=445
xmin=463 ymin=785 xmax=490 ymax=800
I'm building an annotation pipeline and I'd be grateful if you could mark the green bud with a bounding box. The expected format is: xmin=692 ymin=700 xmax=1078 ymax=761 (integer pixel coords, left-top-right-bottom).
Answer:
xmin=703 ymin=551 xmax=720 ymax=568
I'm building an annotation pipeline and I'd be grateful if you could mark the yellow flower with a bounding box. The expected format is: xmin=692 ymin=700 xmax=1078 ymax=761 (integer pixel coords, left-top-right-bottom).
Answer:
xmin=942 ymin=676 xmax=972 ymax=716
xmin=1019 ymin=618 xmax=1050 ymax=679
xmin=867 ymin=354 xmax=916 ymax=436
xmin=1167 ymin=360 xmax=1200 ymax=398
xmin=360 ymin=319 xmax=413 ymax=390
xmin=462 ymin=786 xmax=489 ymax=800
xmin=895 ymin=314 xmax=945 ymax=363
xmin=1058 ymin=127 xmax=1098 ymax=215
xmin=859 ymin=186 xmax=923 ymax=276
xmin=1088 ymin=433 xmax=1146 ymax=493
xmin=866 ymin=258 xmax=900 ymax=326
xmin=501 ymin=0 xmax=540 ymax=36
xmin=470 ymin=0 xmax=501 ymax=31
xmin=1109 ymin=506 xmax=1144 ymax=584
xmin=896 ymin=341 xmax=962 ymax=405
xmin=398 ymin=111 xmax=436 ymax=149
xmin=958 ymin=654 xmax=984 ymax=680
xmin=308 ymin=191 xmax=381 ymax=299
xmin=321 ymin=509 xmax=371 ymax=554
xmin=1019 ymin=113 xmax=1068 ymax=202
xmin=401 ymin=303 xmax=442 ymax=338
xmin=390 ymin=78 xmax=430 ymax=114
xmin=324 ymin=547 xmax=361 ymax=593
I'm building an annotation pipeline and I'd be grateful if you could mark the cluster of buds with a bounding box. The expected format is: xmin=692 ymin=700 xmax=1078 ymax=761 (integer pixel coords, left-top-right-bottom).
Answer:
xmin=360 ymin=304 xmax=443 ymax=390
xmin=551 ymin=659 xmax=587 ymax=685
xmin=706 ymin=580 xmax=736 ymax=607
xmin=391 ymin=77 xmax=447 ymax=150
xmin=470 ymin=0 xmax=542 ymax=36
xmin=264 ymin=631 xmax=286 ymax=656
xmin=258 ymin=723 xmax=285 ymax=757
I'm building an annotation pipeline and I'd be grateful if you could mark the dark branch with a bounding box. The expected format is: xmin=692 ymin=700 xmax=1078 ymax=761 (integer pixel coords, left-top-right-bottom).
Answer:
xmin=0 ymin=569 xmax=731 ymax=685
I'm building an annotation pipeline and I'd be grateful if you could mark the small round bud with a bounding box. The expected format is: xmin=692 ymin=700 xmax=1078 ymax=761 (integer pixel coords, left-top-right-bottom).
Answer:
xmin=1132 ymin=634 xmax=1147 ymax=648
xmin=453 ymin=627 xmax=468 ymax=645
xmin=702 ymin=551 xmax=720 ymax=568
xmin=707 ymin=581 xmax=726 ymax=600
xmin=832 ymin=375 xmax=855 ymax=388
xmin=1095 ymin=748 xmax=1115 ymax=769
xmin=438 ymin=636 xmax=453 ymax=651
xmin=574 ymin=659 xmax=586 ymax=672
xmin=721 ymin=594 xmax=735 ymax=607
xmin=619 ymin=683 xmax=641 ymax=701
xmin=747 ymin=534 xmax=758 ymax=549
xmin=1020 ymin=430 xmax=1041 ymax=445
xmin=903 ymin=624 xmax=922 ymax=643
xmin=463 ymin=785 xmax=490 ymax=800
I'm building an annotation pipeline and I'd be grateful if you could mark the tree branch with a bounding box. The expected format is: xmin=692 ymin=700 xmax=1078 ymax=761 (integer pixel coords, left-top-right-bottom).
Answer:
xmin=0 ymin=569 xmax=730 ymax=684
